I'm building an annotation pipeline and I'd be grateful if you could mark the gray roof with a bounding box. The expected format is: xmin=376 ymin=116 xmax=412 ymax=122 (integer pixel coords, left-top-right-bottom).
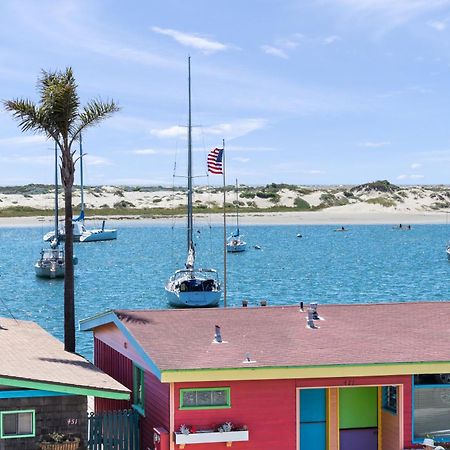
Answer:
xmin=0 ymin=317 xmax=129 ymax=399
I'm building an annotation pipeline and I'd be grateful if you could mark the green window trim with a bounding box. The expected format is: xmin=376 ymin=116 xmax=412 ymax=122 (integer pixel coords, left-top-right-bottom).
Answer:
xmin=0 ymin=409 xmax=35 ymax=439
xmin=132 ymin=364 xmax=145 ymax=416
xmin=179 ymin=387 xmax=231 ymax=410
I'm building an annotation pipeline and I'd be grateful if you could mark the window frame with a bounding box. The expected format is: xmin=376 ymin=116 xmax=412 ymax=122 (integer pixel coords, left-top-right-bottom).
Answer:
xmin=132 ymin=364 xmax=145 ymax=416
xmin=0 ymin=409 xmax=35 ymax=439
xmin=179 ymin=387 xmax=231 ymax=410
xmin=412 ymin=377 xmax=450 ymax=444
xmin=382 ymin=385 xmax=397 ymax=415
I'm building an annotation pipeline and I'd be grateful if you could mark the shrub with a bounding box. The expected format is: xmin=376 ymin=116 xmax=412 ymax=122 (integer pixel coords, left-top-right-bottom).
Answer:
xmin=294 ymin=197 xmax=311 ymax=210
xmin=113 ymin=200 xmax=135 ymax=208
xmin=366 ymin=197 xmax=396 ymax=207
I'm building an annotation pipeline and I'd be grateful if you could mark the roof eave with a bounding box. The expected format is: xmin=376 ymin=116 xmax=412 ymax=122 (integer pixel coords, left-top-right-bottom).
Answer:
xmin=0 ymin=376 xmax=130 ymax=400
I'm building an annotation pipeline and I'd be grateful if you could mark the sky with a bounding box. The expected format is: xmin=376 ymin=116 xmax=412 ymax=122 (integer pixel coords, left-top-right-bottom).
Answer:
xmin=1 ymin=0 xmax=450 ymax=186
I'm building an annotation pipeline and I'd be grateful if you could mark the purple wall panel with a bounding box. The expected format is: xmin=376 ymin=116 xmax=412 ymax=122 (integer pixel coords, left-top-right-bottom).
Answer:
xmin=340 ymin=428 xmax=378 ymax=450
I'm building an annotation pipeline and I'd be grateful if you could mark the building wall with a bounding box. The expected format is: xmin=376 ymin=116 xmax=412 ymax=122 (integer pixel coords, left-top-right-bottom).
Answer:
xmin=0 ymin=395 xmax=87 ymax=450
xmin=94 ymin=337 xmax=170 ymax=450
xmin=94 ymin=337 xmax=133 ymax=411
xmin=173 ymin=375 xmax=411 ymax=450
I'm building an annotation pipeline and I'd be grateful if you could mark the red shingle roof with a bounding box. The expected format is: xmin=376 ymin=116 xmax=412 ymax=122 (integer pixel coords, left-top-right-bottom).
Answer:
xmin=113 ymin=302 xmax=450 ymax=370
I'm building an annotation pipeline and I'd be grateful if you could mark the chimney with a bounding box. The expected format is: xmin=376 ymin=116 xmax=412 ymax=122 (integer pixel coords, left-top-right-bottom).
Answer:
xmin=242 ymin=299 xmax=248 ymax=307
xmin=300 ymin=301 xmax=304 ymax=311
xmin=214 ymin=325 xmax=222 ymax=343
xmin=260 ymin=300 xmax=267 ymax=307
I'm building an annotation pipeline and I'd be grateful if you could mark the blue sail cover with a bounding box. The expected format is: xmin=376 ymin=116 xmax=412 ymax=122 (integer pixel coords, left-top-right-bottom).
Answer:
xmin=73 ymin=210 xmax=85 ymax=222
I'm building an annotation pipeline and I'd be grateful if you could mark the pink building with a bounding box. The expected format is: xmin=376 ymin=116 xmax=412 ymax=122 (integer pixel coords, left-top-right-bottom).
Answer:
xmin=81 ymin=302 xmax=450 ymax=450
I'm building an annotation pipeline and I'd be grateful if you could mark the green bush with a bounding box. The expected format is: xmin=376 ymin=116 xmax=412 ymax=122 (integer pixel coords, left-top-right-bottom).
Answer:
xmin=113 ymin=200 xmax=135 ymax=208
xmin=294 ymin=197 xmax=311 ymax=210
xmin=366 ymin=197 xmax=396 ymax=207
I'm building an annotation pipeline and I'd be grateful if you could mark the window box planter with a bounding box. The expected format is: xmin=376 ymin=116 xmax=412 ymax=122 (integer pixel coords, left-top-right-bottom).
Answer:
xmin=174 ymin=430 xmax=249 ymax=448
xmin=38 ymin=442 xmax=80 ymax=450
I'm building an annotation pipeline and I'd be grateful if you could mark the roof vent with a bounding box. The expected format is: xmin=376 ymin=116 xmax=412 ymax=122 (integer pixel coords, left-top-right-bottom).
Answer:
xmin=309 ymin=302 xmax=320 ymax=320
xmin=300 ymin=301 xmax=304 ymax=311
xmin=260 ymin=300 xmax=267 ymax=307
xmin=213 ymin=325 xmax=222 ymax=343
xmin=306 ymin=308 xmax=320 ymax=329
xmin=242 ymin=299 xmax=248 ymax=307
xmin=243 ymin=352 xmax=256 ymax=363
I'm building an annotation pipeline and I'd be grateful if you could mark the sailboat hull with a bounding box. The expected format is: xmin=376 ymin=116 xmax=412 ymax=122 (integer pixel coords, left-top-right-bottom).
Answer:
xmin=79 ymin=229 xmax=118 ymax=242
xmin=34 ymin=262 xmax=65 ymax=278
xmin=165 ymin=288 xmax=221 ymax=308
xmin=227 ymin=241 xmax=247 ymax=253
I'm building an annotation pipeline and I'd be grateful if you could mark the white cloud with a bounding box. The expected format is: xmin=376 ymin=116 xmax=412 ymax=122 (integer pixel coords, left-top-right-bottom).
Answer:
xmin=152 ymin=119 xmax=267 ymax=141
xmin=152 ymin=27 xmax=228 ymax=54
xmin=84 ymin=155 xmax=112 ymax=166
xmin=261 ymin=45 xmax=289 ymax=59
xmin=0 ymin=135 xmax=47 ymax=147
xmin=132 ymin=148 xmax=175 ymax=155
xmin=358 ymin=141 xmax=390 ymax=148
xmin=0 ymin=154 xmax=52 ymax=165
xmin=232 ymin=157 xmax=250 ymax=163
xmin=411 ymin=163 xmax=422 ymax=169
xmin=323 ymin=35 xmax=341 ymax=44
xmin=428 ymin=19 xmax=447 ymax=31
xmin=151 ymin=125 xmax=186 ymax=139
xmin=397 ymin=173 xmax=424 ymax=180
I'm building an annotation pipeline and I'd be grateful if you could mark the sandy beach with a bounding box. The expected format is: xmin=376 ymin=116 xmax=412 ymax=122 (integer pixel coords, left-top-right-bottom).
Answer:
xmin=0 ymin=208 xmax=448 ymax=228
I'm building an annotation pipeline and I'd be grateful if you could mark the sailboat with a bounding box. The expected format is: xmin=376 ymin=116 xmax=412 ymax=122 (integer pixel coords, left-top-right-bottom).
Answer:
xmin=35 ymin=141 xmax=66 ymax=278
xmin=165 ymin=57 xmax=221 ymax=308
xmin=43 ymin=134 xmax=117 ymax=243
xmin=226 ymin=179 xmax=246 ymax=253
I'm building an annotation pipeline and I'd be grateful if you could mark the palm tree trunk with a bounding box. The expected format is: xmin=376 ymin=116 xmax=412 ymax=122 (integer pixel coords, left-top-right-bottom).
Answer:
xmin=63 ymin=185 xmax=75 ymax=353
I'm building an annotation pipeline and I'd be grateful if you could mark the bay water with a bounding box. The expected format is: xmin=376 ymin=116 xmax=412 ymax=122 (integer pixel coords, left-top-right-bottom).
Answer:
xmin=1 ymin=222 xmax=450 ymax=358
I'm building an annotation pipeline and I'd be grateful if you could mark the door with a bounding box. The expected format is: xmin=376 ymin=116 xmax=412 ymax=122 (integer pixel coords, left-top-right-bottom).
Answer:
xmin=339 ymin=387 xmax=378 ymax=450
xmin=299 ymin=388 xmax=326 ymax=450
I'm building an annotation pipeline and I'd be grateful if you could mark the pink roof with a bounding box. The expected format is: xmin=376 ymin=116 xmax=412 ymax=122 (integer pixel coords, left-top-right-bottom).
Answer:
xmin=112 ymin=301 xmax=450 ymax=371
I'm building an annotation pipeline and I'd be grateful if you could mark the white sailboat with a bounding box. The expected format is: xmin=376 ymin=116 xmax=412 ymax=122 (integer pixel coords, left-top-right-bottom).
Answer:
xmin=226 ymin=179 xmax=246 ymax=253
xmin=43 ymin=134 xmax=117 ymax=243
xmin=165 ymin=57 xmax=221 ymax=308
xmin=35 ymin=141 xmax=66 ymax=278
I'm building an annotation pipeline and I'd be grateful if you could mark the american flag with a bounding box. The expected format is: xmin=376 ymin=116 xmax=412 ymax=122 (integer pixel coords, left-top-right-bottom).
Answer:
xmin=207 ymin=147 xmax=224 ymax=174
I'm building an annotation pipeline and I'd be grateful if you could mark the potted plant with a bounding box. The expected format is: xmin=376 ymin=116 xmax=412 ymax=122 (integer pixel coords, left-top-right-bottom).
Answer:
xmin=38 ymin=432 xmax=81 ymax=450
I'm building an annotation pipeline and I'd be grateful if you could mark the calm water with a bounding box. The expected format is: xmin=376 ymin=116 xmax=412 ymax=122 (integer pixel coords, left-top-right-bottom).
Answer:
xmin=1 ymin=222 xmax=450 ymax=358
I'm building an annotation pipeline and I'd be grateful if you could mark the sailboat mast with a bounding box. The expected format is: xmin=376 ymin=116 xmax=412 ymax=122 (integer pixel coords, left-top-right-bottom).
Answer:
xmin=54 ymin=140 xmax=59 ymax=242
xmin=235 ymin=178 xmax=240 ymax=235
xmin=79 ymin=133 xmax=85 ymax=223
xmin=187 ymin=56 xmax=194 ymax=255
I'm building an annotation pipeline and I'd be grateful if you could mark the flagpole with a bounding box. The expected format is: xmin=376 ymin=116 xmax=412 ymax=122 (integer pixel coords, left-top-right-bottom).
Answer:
xmin=222 ymin=138 xmax=227 ymax=308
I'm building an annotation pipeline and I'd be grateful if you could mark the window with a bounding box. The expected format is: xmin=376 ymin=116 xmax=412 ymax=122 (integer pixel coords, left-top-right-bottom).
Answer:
xmin=382 ymin=386 xmax=397 ymax=414
xmin=413 ymin=377 xmax=450 ymax=443
xmin=180 ymin=388 xmax=231 ymax=410
xmin=0 ymin=410 xmax=35 ymax=439
xmin=133 ymin=365 xmax=145 ymax=415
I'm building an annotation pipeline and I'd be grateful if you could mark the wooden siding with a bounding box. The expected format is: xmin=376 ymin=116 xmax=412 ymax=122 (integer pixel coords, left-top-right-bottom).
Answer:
xmin=142 ymin=369 xmax=170 ymax=449
xmin=174 ymin=379 xmax=297 ymax=450
xmin=402 ymin=376 xmax=413 ymax=448
xmin=328 ymin=388 xmax=339 ymax=450
xmin=94 ymin=338 xmax=133 ymax=411
xmin=93 ymin=337 xmax=170 ymax=450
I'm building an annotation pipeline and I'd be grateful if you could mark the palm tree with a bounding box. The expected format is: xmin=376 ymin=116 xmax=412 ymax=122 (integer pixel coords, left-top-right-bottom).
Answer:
xmin=4 ymin=67 xmax=119 ymax=352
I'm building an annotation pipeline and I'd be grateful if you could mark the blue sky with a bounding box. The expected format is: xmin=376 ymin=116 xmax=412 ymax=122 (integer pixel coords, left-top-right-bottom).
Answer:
xmin=1 ymin=0 xmax=450 ymax=186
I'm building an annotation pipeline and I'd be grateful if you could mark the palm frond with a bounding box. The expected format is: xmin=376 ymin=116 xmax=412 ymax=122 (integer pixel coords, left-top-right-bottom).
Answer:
xmin=3 ymin=99 xmax=55 ymax=139
xmin=70 ymin=99 xmax=120 ymax=146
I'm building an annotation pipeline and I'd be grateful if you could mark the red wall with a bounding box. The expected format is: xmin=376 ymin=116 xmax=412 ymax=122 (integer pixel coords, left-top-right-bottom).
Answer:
xmin=94 ymin=337 xmax=170 ymax=450
xmin=175 ymin=379 xmax=297 ymax=450
xmin=94 ymin=337 xmax=133 ymax=411
xmin=174 ymin=375 xmax=412 ymax=450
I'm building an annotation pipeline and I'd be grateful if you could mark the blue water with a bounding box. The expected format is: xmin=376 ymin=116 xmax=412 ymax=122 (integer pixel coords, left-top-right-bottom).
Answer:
xmin=1 ymin=223 xmax=450 ymax=358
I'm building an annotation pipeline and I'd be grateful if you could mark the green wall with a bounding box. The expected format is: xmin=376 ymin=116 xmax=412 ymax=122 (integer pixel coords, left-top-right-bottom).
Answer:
xmin=339 ymin=387 xmax=378 ymax=429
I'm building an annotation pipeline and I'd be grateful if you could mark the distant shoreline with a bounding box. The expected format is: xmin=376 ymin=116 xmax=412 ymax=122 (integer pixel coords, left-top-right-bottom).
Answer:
xmin=1 ymin=210 xmax=448 ymax=228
